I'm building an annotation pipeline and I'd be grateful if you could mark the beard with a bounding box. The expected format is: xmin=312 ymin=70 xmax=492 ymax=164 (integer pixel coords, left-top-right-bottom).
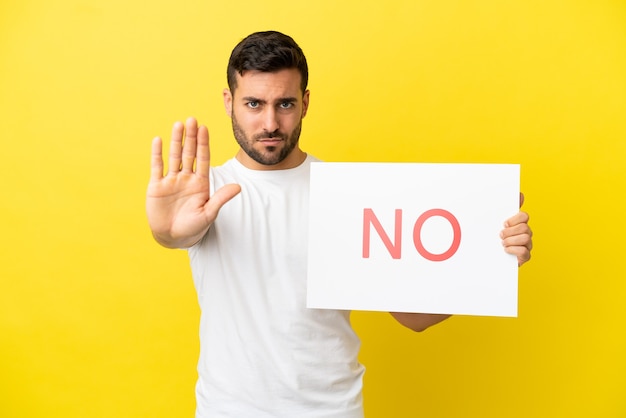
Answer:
xmin=231 ymin=112 xmax=302 ymax=166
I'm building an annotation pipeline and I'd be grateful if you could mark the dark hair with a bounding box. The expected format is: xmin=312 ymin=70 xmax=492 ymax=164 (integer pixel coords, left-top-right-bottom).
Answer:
xmin=227 ymin=31 xmax=308 ymax=94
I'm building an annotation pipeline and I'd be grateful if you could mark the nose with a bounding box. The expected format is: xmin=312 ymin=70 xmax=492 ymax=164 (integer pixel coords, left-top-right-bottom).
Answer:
xmin=262 ymin=107 xmax=279 ymax=133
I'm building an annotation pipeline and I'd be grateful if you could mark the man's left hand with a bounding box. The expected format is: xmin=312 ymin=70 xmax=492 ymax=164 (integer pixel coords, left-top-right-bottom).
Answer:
xmin=501 ymin=193 xmax=533 ymax=266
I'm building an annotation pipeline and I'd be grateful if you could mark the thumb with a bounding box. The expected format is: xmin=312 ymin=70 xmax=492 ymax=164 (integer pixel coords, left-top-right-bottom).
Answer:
xmin=205 ymin=183 xmax=242 ymax=220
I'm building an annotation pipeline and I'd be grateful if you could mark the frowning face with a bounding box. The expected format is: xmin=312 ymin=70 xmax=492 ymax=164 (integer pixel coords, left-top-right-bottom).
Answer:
xmin=224 ymin=68 xmax=310 ymax=170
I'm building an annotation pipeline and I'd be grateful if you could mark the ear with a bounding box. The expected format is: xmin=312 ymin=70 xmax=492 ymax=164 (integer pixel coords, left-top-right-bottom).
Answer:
xmin=301 ymin=89 xmax=310 ymax=118
xmin=223 ymin=88 xmax=233 ymax=117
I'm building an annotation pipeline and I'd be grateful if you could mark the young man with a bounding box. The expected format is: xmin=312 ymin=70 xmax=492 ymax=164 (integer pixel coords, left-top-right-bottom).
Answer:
xmin=146 ymin=31 xmax=533 ymax=418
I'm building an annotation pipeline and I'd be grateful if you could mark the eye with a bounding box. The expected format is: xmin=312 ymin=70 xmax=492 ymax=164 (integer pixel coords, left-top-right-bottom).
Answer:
xmin=246 ymin=101 xmax=259 ymax=109
xmin=279 ymin=101 xmax=294 ymax=109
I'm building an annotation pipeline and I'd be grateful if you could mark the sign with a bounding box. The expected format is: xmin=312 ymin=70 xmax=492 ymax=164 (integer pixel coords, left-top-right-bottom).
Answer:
xmin=306 ymin=162 xmax=520 ymax=317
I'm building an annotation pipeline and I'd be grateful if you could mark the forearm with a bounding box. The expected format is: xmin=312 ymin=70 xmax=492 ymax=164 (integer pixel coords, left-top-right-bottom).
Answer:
xmin=390 ymin=312 xmax=452 ymax=332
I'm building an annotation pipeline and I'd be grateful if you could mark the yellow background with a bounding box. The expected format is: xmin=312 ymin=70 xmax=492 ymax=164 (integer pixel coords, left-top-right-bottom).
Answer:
xmin=1 ymin=1 xmax=625 ymax=417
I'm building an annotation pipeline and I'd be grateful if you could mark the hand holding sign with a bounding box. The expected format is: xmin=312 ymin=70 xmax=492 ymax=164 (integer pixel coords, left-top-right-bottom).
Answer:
xmin=501 ymin=197 xmax=533 ymax=266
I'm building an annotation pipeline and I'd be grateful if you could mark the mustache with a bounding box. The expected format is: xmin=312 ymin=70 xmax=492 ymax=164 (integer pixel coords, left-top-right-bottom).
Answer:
xmin=253 ymin=131 xmax=287 ymax=140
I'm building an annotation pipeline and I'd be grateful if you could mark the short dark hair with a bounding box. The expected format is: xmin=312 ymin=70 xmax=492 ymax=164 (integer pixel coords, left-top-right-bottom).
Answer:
xmin=227 ymin=31 xmax=308 ymax=94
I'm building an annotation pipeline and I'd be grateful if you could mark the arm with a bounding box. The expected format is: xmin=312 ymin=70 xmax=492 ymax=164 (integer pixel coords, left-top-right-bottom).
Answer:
xmin=391 ymin=193 xmax=533 ymax=332
xmin=146 ymin=117 xmax=241 ymax=249
xmin=390 ymin=312 xmax=452 ymax=332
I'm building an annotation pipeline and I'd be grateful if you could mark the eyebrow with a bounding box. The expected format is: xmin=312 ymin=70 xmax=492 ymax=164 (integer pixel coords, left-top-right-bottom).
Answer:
xmin=241 ymin=96 xmax=298 ymax=104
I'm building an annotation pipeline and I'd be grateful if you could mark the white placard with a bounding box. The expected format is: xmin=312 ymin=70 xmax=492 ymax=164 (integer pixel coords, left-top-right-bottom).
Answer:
xmin=306 ymin=163 xmax=520 ymax=317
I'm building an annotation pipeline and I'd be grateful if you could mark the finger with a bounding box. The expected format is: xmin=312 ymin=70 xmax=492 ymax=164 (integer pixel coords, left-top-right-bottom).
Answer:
xmin=168 ymin=121 xmax=184 ymax=175
xmin=519 ymin=192 xmax=525 ymax=208
xmin=150 ymin=136 xmax=164 ymax=181
xmin=504 ymin=211 xmax=529 ymax=228
xmin=502 ymin=232 xmax=533 ymax=250
xmin=500 ymin=222 xmax=533 ymax=240
xmin=204 ymin=183 xmax=242 ymax=221
xmin=504 ymin=245 xmax=531 ymax=266
xmin=182 ymin=117 xmax=198 ymax=173
xmin=196 ymin=124 xmax=210 ymax=178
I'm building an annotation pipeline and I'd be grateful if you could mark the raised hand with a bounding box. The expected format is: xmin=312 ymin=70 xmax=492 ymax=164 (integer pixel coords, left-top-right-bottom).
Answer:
xmin=146 ymin=117 xmax=241 ymax=248
xmin=501 ymin=193 xmax=533 ymax=266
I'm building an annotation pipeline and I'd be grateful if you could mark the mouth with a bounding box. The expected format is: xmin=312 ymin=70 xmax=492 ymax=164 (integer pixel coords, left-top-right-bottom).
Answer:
xmin=257 ymin=138 xmax=284 ymax=146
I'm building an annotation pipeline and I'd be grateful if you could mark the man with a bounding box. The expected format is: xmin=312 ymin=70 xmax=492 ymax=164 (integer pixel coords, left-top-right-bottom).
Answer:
xmin=146 ymin=31 xmax=532 ymax=418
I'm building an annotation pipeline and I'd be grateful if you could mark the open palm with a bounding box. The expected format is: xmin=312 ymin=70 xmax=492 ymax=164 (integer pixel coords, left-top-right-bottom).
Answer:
xmin=146 ymin=117 xmax=240 ymax=248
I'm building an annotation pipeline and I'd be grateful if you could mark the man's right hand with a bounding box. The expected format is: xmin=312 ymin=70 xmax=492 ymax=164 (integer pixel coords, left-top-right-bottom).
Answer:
xmin=146 ymin=117 xmax=241 ymax=248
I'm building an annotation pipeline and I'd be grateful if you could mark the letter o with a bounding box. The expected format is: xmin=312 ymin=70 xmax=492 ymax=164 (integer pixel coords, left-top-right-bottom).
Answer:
xmin=413 ymin=209 xmax=461 ymax=262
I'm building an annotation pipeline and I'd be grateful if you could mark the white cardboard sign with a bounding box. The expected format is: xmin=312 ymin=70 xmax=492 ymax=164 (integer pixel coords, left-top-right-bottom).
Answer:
xmin=306 ymin=162 xmax=520 ymax=317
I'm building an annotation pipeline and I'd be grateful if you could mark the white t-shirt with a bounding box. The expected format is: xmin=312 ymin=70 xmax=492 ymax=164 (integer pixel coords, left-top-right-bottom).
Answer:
xmin=189 ymin=155 xmax=365 ymax=418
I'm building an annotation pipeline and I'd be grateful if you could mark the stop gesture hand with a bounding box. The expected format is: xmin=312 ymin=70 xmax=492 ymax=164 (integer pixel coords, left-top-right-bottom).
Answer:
xmin=146 ymin=117 xmax=241 ymax=248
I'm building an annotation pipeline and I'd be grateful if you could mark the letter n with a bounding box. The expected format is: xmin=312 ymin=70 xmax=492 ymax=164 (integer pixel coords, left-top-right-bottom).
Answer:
xmin=362 ymin=209 xmax=402 ymax=259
